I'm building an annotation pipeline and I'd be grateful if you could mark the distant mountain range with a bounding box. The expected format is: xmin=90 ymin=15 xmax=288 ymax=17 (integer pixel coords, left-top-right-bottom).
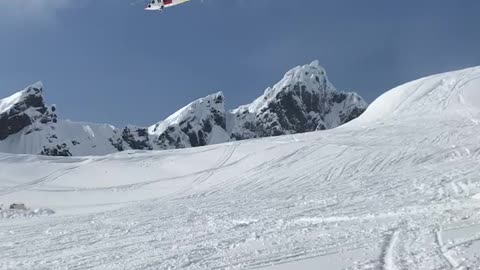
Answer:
xmin=0 ymin=61 xmax=367 ymax=156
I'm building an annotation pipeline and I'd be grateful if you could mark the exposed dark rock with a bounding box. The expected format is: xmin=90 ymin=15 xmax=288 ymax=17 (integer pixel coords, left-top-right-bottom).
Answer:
xmin=121 ymin=127 xmax=152 ymax=150
xmin=0 ymin=85 xmax=56 ymax=140
xmin=109 ymin=137 xmax=124 ymax=152
xmin=40 ymin=143 xmax=72 ymax=157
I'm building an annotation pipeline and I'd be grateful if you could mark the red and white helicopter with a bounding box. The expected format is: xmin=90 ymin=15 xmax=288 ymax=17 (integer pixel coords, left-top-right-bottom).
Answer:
xmin=144 ymin=0 xmax=191 ymax=11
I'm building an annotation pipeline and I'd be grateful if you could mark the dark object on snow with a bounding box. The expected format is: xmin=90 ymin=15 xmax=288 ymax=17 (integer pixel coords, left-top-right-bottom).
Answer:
xmin=9 ymin=203 xmax=27 ymax=210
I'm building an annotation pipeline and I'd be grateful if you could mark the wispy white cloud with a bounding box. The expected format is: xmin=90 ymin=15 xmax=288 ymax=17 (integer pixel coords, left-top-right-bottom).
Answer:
xmin=0 ymin=0 xmax=78 ymax=23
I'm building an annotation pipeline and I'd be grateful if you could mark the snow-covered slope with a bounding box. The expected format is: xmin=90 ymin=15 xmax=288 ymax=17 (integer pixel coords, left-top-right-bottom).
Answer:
xmin=0 ymin=61 xmax=367 ymax=156
xmin=347 ymin=66 xmax=480 ymax=126
xmin=1 ymin=66 xmax=480 ymax=269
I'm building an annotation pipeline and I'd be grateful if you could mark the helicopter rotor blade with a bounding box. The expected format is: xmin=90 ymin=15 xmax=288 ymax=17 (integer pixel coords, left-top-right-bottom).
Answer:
xmin=130 ymin=0 xmax=146 ymax=6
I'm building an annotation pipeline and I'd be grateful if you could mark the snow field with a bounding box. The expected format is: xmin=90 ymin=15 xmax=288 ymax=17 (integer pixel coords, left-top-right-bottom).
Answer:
xmin=1 ymin=66 xmax=480 ymax=269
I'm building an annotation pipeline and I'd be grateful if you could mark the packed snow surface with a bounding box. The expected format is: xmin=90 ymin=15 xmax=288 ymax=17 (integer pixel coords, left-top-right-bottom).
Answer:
xmin=1 ymin=67 xmax=480 ymax=269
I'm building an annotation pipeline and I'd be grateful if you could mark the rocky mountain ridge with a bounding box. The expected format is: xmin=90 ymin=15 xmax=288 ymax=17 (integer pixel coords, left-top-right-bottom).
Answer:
xmin=0 ymin=61 xmax=367 ymax=156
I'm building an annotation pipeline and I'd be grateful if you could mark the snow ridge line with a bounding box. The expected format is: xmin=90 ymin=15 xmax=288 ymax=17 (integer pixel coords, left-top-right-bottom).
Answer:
xmin=446 ymin=235 xmax=480 ymax=251
xmin=435 ymin=228 xmax=461 ymax=269
xmin=382 ymin=229 xmax=400 ymax=270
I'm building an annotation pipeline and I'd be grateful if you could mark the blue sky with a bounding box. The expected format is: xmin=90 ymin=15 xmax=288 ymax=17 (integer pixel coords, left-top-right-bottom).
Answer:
xmin=1 ymin=0 xmax=479 ymax=126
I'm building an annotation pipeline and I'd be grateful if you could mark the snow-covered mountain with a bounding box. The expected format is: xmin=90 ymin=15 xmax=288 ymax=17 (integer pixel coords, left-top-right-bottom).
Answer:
xmin=0 ymin=61 xmax=367 ymax=156
xmin=230 ymin=60 xmax=366 ymax=140
xmin=1 ymin=66 xmax=480 ymax=269
xmin=148 ymin=92 xmax=229 ymax=149
xmin=0 ymin=83 xmax=119 ymax=156
xmin=0 ymin=82 xmax=57 ymax=141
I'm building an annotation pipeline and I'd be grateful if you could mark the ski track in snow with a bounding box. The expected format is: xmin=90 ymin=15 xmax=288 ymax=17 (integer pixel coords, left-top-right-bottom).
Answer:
xmin=435 ymin=228 xmax=460 ymax=269
xmin=382 ymin=229 xmax=400 ymax=270
xmin=0 ymin=165 xmax=83 ymax=196
xmin=2 ymin=67 xmax=480 ymax=269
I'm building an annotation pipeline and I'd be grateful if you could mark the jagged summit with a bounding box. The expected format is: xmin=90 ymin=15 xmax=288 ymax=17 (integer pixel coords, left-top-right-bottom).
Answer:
xmin=149 ymin=91 xmax=225 ymax=136
xmin=235 ymin=61 xmax=332 ymax=114
xmin=149 ymin=91 xmax=228 ymax=149
xmin=0 ymin=82 xmax=44 ymax=114
xmin=230 ymin=61 xmax=367 ymax=139
xmin=0 ymin=82 xmax=56 ymax=141
xmin=0 ymin=61 xmax=368 ymax=156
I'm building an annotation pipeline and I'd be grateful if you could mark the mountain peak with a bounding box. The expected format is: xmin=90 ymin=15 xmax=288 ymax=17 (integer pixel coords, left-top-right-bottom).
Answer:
xmin=239 ymin=60 xmax=338 ymax=116
xmin=0 ymin=60 xmax=368 ymax=156
xmin=309 ymin=59 xmax=322 ymax=69
xmin=0 ymin=82 xmax=57 ymax=141
xmin=148 ymin=91 xmax=228 ymax=149
xmin=230 ymin=61 xmax=367 ymax=140
xmin=0 ymin=82 xmax=44 ymax=115
xmin=198 ymin=91 xmax=224 ymax=106
xmin=283 ymin=60 xmax=328 ymax=83
xmin=149 ymin=91 xmax=226 ymax=136
xmin=30 ymin=81 xmax=44 ymax=91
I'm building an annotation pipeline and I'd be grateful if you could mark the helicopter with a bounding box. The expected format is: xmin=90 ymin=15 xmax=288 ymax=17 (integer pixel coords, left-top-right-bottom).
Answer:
xmin=144 ymin=0 xmax=191 ymax=11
